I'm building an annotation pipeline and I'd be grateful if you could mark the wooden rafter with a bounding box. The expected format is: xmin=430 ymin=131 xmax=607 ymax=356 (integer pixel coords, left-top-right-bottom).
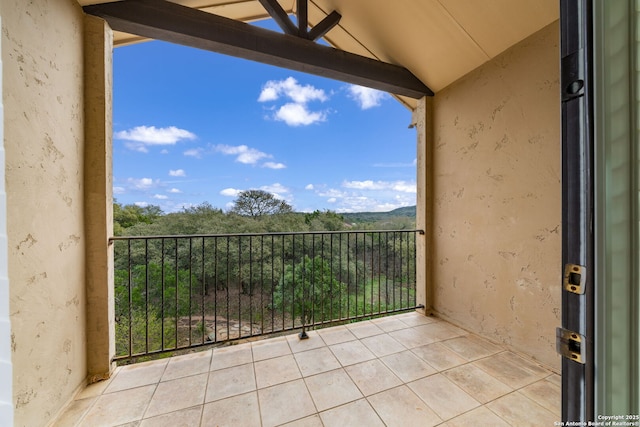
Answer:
xmin=258 ymin=0 xmax=338 ymax=41
xmin=84 ymin=0 xmax=433 ymax=98
xmin=308 ymin=11 xmax=341 ymax=42
xmin=257 ymin=0 xmax=298 ymax=36
xmin=297 ymin=0 xmax=308 ymax=38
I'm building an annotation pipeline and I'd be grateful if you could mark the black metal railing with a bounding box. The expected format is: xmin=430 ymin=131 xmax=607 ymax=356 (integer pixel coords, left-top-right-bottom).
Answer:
xmin=110 ymin=230 xmax=423 ymax=361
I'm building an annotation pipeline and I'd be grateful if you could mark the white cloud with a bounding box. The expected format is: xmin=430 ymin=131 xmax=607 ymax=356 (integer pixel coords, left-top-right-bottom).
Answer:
xmin=168 ymin=188 xmax=182 ymax=194
xmin=342 ymin=180 xmax=383 ymax=190
xmin=259 ymin=77 xmax=329 ymax=127
xmin=220 ymin=188 xmax=242 ymax=197
xmin=310 ymin=179 xmax=416 ymax=213
xmin=274 ymin=103 xmax=327 ymax=126
xmin=115 ymin=126 xmax=196 ymax=152
xmin=259 ymin=183 xmax=293 ymax=204
xmin=134 ymin=201 xmax=149 ymax=208
xmin=258 ymin=86 xmax=279 ymax=102
xmin=113 ymin=186 xmax=125 ymax=195
xmin=153 ymin=194 xmax=169 ymax=200
xmin=391 ymin=181 xmax=417 ymax=193
xmin=262 ymin=162 xmax=286 ymax=170
xmin=259 ymin=77 xmax=327 ymax=104
xmin=342 ymin=180 xmax=416 ymax=193
xmin=261 ymin=183 xmax=290 ymax=196
xmin=373 ymin=161 xmax=416 ymax=168
xmin=127 ymin=177 xmax=156 ymax=190
xmin=317 ymin=188 xmax=347 ymax=198
xmin=169 ymin=169 xmax=186 ymax=177
xmin=305 ymin=184 xmax=314 ymax=190
xmin=160 ymin=149 xmax=170 ymax=154
xmin=215 ymin=144 xmax=271 ymax=165
xmin=184 ymin=148 xmax=204 ymax=158
xmin=347 ymin=85 xmax=388 ymax=109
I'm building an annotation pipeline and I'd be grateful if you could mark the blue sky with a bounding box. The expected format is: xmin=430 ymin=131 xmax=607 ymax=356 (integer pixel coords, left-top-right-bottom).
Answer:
xmin=112 ymin=19 xmax=416 ymax=214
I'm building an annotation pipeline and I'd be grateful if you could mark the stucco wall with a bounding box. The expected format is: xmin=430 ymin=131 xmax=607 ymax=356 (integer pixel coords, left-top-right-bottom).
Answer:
xmin=430 ymin=21 xmax=561 ymax=369
xmin=0 ymin=14 xmax=14 ymax=426
xmin=1 ymin=0 xmax=87 ymax=425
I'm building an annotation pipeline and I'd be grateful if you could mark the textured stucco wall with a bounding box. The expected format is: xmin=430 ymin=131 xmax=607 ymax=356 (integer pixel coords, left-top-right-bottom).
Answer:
xmin=0 ymin=14 xmax=14 ymax=427
xmin=1 ymin=0 xmax=87 ymax=425
xmin=430 ymin=21 xmax=561 ymax=370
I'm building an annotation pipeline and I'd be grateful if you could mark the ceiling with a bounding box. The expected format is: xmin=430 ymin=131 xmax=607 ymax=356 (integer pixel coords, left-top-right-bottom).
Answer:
xmin=78 ymin=0 xmax=559 ymax=108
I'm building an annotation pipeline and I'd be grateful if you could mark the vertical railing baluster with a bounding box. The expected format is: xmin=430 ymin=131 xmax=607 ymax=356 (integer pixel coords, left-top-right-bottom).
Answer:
xmin=201 ymin=237 xmax=206 ymax=344
xmin=377 ymin=232 xmax=381 ymax=314
xmin=354 ymin=233 xmax=358 ymax=320
xmin=270 ymin=235 xmax=275 ymax=334
xmin=346 ymin=233 xmax=350 ymax=320
xmin=371 ymin=232 xmax=374 ymax=317
xmin=311 ymin=233 xmax=315 ymax=327
xmin=392 ymin=232 xmax=397 ymax=311
xmin=406 ymin=232 xmax=410 ymax=309
xmin=127 ymin=239 xmax=132 ymax=359
xmin=281 ymin=234 xmax=285 ymax=331
xmin=188 ymin=238 xmax=193 ymax=347
xmin=412 ymin=231 xmax=417 ymax=306
xmin=338 ymin=233 xmax=343 ymax=320
xmin=400 ymin=232 xmax=405 ymax=309
xmin=269 ymin=235 xmax=274 ymax=334
xmin=249 ymin=235 xmax=253 ymax=337
xmin=260 ymin=235 xmax=264 ymax=335
xmin=291 ymin=234 xmax=296 ymax=330
xmin=320 ymin=233 xmax=325 ymax=326
xmin=299 ymin=234 xmax=308 ymax=339
xmin=226 ymin=237 xmax=231 ymax=339
xmin=174 ymin=237 xmax=178 ymax=349
xmin=329 ymin=233 xmax=334 ymax=322
xmin=161 ymin=238 xmax=165 ymax=350
xmin=144 ymin=239 xmax=149 ymax=354
xmin=385 ymin=232 xmax=390 ymax=312
xmin=238 ymin=236 xmax=242 ymax=338
xmin=213 ymin=237 xmax=218 ymax=343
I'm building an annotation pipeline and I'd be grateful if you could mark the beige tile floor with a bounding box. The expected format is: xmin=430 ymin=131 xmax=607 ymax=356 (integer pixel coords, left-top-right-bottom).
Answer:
xmin=53 ymin=312 xmax=561 ymax=427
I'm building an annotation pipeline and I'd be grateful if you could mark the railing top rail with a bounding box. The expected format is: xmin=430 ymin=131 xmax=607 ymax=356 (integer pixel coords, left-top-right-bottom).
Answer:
xmin=109 ymin=229 xmax=425 ymax=242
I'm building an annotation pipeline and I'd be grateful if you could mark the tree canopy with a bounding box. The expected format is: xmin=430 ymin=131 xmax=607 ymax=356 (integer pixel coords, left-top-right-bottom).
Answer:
xmin=113 ymin=198 xmax=415 ymax=237
xmin=230 ymin=190 xmax=293 ymax=217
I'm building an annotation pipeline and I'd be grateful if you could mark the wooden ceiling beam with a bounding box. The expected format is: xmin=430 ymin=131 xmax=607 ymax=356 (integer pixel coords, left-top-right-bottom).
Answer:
xmin=257 ymin=0 xmax=297 ymax=36
xmin=83 ymin=0 xmax=433 ymax=98
xmin=308 ymin=10 xmax=342 ymax=42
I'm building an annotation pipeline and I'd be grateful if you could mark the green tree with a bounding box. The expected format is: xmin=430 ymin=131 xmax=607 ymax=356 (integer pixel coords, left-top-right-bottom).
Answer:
xmin=114 ymin=201 xmax=163 ymax=234
xmin=304 ymin=210 xmax=346 ymax=231
xmin=273 ymin=255 xmax=347 ymax=325
xmin=230 ymin=190 xmax=293 ymax=217
xmin=114 ymin=263 xmax=198 ymax=320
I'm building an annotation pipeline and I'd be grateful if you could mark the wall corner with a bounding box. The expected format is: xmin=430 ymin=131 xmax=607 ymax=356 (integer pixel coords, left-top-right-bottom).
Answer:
xmin=84 ymin=14 xmax=115 ymax=380
xmin=414 ymin=96 xmax=433 ymax=315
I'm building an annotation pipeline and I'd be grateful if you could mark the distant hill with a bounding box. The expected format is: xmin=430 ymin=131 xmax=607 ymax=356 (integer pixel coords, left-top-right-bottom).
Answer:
xmin=341 ymin=206 xmax=416 ymax=223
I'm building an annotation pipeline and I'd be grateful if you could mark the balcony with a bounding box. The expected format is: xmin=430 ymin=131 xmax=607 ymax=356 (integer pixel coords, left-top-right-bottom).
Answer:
xmin=51 ymin=230 xmax=559 ymax=426
xmin=54 ymin=311 xmax=559 ymax=426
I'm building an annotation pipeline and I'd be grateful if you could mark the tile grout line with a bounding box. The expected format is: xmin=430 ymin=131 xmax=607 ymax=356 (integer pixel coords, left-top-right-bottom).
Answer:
xmin=249 ymin=340 xmax=266 ymax=427
xmin=197 ymin=349 xmax=214 ymax=427
xmin=139 ymin=360 xmax=170 ymax=422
